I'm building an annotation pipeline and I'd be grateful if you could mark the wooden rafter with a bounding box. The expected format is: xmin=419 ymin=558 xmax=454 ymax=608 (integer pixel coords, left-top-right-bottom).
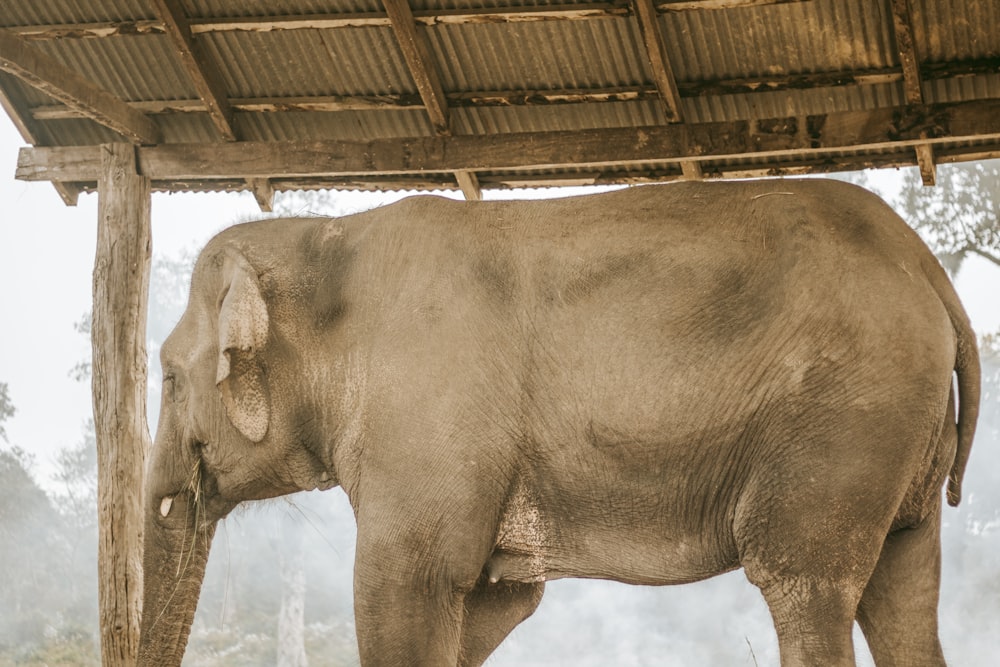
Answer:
xmin=630 ymin=0 xmax=701 ymax=178
xmin=26 ymin=54 xmax=1000 ymax=121
xmin=10 ymin=1 xmax=815 ymax=39
xmin=147 ymin=0 xmax=275 ymax=209
xmin=381 ymin=0 xmax=484 ymax=200
xmin=17 ymin=99 xmax=1000 ymax=184
xmin=0 ymin=72 xmax=81 ymax=204
xmin=889 ymin=0 xmax=935 ymax=185
xmin=382 ymin=0 xmax=450 ymax=134
xmin=0 ymin=29 xmax=160 ymax=144
xmin=147 ymin=0 xmax=234 ymax=140
xmin=631 ymin=0 xmax=683 ymax=123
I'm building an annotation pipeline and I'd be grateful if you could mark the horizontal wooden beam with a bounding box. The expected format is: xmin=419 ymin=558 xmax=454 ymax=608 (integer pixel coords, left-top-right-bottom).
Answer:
xmin=13 ymin=20 xmax=166 ymax=40
xmin=7 ymin=1 xmax=812 ymax=40
xmin=28 ymin=55 xmax=1000 ymax=121
xmin=16 ymin=99 xmax=1000 ymax=184
xmin=0 ymin=71 xmax=82 ymax=204
xmin=38 ymin=140 xmax=1000 ymax=196
xmin=0 ymin=29 xmax=161 ymax=144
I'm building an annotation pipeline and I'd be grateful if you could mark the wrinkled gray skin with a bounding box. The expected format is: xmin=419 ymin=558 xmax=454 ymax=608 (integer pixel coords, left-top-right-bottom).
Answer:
xmin=139 ymin=180 xmax=979 ymax=667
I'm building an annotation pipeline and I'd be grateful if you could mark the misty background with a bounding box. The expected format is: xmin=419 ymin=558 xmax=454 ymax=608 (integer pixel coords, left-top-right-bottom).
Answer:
xmin=1 ymin=104 xmax=998 ymax=666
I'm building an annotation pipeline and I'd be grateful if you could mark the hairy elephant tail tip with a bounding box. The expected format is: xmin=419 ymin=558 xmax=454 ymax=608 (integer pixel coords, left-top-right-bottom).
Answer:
xmin=946 ymin=480 xmax=961 ymax=507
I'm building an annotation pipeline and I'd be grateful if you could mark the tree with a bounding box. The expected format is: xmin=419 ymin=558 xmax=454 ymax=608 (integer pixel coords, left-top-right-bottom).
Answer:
xmin=0 ymin=381 xmax=14 ymax=442
xmin=850 ymin=161 xmax=1000 ymax=275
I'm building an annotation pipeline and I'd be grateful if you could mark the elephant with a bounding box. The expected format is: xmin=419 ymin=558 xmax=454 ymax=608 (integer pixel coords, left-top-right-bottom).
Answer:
xmin=138 ymin=179 xmax=979 ymax=667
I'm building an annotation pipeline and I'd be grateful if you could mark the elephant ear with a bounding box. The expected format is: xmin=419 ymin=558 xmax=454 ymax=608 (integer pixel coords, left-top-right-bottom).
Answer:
xmin=216 ymin=251 xmax=270 ymax=443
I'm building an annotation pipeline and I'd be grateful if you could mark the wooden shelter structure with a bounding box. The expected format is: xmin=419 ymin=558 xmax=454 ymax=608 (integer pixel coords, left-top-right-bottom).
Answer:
xmin=2 ymin=0 xmax=999 ymax=664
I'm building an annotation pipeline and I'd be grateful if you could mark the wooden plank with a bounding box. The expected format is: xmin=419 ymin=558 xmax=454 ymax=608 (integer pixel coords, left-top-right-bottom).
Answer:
xmin=381 ymin=0 xmax=450 ymax=135
xmin=888 ymin=0 xmax=936 ymax=184
xmin=27 ymin=52 xmax=1000 ymax=121
xmin=631 ymin=0 xmax=684 ymax=123
xmin=193 ymin=4 xmax=631 ymax=32
xmin=889 ymin=0 xmax=923 ymax=104
xmin=658 ymin=0 xmax=811 ymax=10
xmin=147 ymin=0 xmax=236 ymax=141
xmin=92 ymin=142 xmax=152 ymax=667
xmin=0 ymin=29 xmax=160 ymax=144
xmin=14 ymin=20 xmax=166 ymax=40
xmin=17 ymin=99 xmax=1000 ymax=183
xmin=36 ymin=143 xmax=1000 ymax=193
xmin=455 ymin=170 xmax=482 ymax=200
xmin=0 ymin=72 xmax=81 ymax=204
xmin=247 ymin=177 xmax=275 ymax=211
xmin=10 ymin=2 xmax=813 ymax=40
xmin=915 ymin=141 xmax=936 ymax=186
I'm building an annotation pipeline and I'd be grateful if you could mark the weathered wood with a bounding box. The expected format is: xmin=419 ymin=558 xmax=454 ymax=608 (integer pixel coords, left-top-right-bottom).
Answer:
xmin=889 ymin=0 xmax=923 ymax=105
xmin=915 ymin=141 xmax=936 ymax=186
xmin=455 ymin=171 xmax=483 ymax=200
xmin=0 ymin=29 xmax=161 ymax=144
xmin=0 ymin=71 xmax=81 ymax=204
xmin=92 ymin=143 xmax=152 ymax=667
xmin=248 ymin=177 xmax=275 ymax=211
xmin=148 ymin=0 xmax=235 ymax=141
xmin=25 ymin=51 xmax=1000 ymax=120
xmin=17 ymin=99 xmax=1000 ymax=183
xmin=658 ymin=0 xmax=810 ymax=10
xmin=13 ymin=20 xmax=166 ymax=40
xmin=382 ymin=0 xmax=450 ymax=135
xmin=631 ymin=0 xmax=684 ymax=122
xmin=9 ymin=1 xmax=813 ymax=40
xmin=888 ymin=0 xmax=936 ymax=184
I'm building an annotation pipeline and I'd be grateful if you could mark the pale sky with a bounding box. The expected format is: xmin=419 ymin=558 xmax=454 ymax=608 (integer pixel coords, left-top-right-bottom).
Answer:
xmin=0 ymin=112 xmax=997 ymax=488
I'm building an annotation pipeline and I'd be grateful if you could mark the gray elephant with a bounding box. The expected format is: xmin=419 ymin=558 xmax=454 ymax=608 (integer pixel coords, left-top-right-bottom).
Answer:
xmin=138 ymin=180 xmax=979 ymax=666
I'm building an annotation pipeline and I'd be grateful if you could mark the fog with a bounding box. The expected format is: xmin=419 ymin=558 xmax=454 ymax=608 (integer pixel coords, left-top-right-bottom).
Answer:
xmin=1 ymin=183 xmax=999 ymax=666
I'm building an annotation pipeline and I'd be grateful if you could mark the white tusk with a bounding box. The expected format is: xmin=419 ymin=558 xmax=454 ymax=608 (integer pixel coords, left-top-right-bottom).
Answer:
xmin=160 ymin=496 xmax=174 ymax=517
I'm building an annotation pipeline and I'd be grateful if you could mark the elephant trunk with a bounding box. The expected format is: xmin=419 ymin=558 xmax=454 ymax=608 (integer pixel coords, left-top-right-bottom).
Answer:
xmin=138 ymin=489 xmax=216 ymax=666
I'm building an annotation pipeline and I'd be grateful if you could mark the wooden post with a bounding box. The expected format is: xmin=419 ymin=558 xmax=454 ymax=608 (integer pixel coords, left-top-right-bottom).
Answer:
xmin=92 ymin=143 xmax=152 ymax=667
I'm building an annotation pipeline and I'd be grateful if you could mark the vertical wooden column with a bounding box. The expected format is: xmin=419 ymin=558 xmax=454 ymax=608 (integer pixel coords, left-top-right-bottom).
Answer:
xmin=92 ymin=143 xmax=152 ymax=667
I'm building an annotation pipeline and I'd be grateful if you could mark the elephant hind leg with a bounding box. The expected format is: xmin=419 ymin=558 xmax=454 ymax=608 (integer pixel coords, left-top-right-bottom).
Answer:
xmin=458 ymin=578 xmax=545 ymax=667
xmin=856 ymin=503 xmax=946 ymax=667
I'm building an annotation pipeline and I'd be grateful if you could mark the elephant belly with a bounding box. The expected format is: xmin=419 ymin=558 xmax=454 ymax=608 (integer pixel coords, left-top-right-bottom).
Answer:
xmin=485 ymin=477 xmax=739 ymax=586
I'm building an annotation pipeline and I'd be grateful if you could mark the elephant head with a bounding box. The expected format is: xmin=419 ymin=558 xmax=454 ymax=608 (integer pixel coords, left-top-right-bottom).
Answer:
xmin=138 ymin=227 xmax=340 ymax=665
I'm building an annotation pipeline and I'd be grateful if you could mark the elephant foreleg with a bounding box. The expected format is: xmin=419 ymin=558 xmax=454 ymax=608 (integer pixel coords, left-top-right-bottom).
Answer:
xmin=856 ymin=504 xmax=946 ymax=667
xmin=458 ymin=578 xmax=545 ymax=666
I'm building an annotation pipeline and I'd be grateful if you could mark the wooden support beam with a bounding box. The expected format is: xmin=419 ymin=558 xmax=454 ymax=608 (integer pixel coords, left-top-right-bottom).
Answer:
xmin=10 ymin=1 xmax=814 ymax=40
xmin=631 ymin=0 xmax=685 ymax=123
xmin=247 ymin=177 xmax=275 ymax=211
xmin=147 ymin=1 xmax=281 ymax=206
xmin=658 ymin=0 xmax=811 ymax=9
xmin=17 ymin=99 xmax=1000 ymax=183
xmin=382 ymin=0 xmax=484 ymax=198
xmin=382 ymin=0 xmax=450 ymax=135
xmin=93 ymin=143 xmax=152 ymax=667
xmin=147 ymin=0 xmax=235 ymax=141
xmin=26 ymin=52 xmax=1000 ymax=122
xmin=0 ymin=29 xmax=160 ymax=144
xmin=14 ymin=20 xmax=167 ymax=40
xmin=455 ymin=171 xmax=482 ymax=200
xmin=889 ymin=0 xmax=936 ymax=185
xmin=0 ymin=72 xmax=81 ymax=204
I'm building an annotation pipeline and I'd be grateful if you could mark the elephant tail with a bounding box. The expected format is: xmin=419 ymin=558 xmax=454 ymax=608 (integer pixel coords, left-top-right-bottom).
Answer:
xmin=934 ymin=266 xmax=981 ymax=507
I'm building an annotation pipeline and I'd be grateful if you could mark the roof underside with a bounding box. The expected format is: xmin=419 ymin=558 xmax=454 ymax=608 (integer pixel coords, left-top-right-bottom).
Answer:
xmin=2 ymin=0 xmax=999 ymax=203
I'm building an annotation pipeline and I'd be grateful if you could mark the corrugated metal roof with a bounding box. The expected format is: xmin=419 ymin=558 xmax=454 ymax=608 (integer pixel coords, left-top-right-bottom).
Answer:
xmin=2 ymin=0 xmax=999 ymax=194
